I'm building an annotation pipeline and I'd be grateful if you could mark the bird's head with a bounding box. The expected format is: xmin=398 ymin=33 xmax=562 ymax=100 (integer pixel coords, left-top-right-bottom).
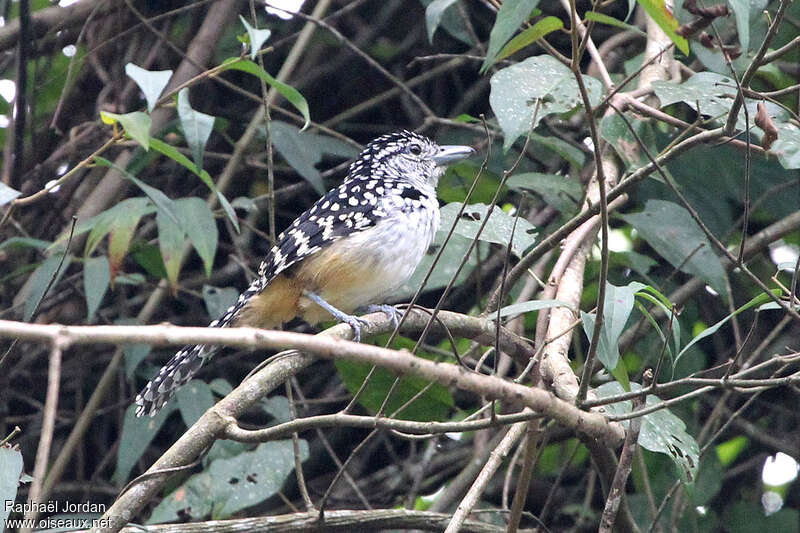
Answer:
xmin=347 ymin=130 xmax=474 ymax=189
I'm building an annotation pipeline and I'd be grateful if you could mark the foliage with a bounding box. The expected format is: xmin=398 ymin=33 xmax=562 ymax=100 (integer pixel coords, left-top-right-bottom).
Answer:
xmin=1 ymin=1 xmax=799 ymax=532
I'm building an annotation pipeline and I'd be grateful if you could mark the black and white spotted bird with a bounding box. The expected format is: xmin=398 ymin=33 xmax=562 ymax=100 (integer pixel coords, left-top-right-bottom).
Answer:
xmin=135 ymin=130 xmax=474 ymax=416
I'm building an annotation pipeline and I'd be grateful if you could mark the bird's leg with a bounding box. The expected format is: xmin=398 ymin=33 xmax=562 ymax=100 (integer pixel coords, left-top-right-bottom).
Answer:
xmin=363 ymin=304 xmax=404 ymax=329
xmin=303 ymin=290 xmax=368 ymax=342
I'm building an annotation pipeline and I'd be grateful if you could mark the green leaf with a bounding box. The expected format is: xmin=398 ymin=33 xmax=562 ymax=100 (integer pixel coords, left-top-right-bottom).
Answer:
xmin=505 ymin=172 xmax=582 ymax=214
xmin=177 ymin=88 xmax=215 ymax=169
xmin=597 ymin=382 xmax=699 ymax=483
xmin=676 ymin=290 xmax=779 ymax=365
xmin=493 ymin=16 xmax=564 ymax=65
xmin=24 ymin=252 xmax=72 ymax=321
xmin=270 ymin=121 xmax=325 ymax=194
xmin=124 ymin=63 xmax=172 ymax=112
xmin=726 ymin=502 xmax=799 ymax=533
xmin=439 ymin=202 xmax=538 ymax=258
xmin=0 ymin=182 xmax=21 ymax=206
xmin=0 ymin=446 xmax=24 ymax=525
xmin=620 ymin=200 xmax=728 ymax=298
xmin=398 ymin=232 xmax=487 ymax=299
xmin=202 ymin=285 xmax=240 ymax=319
xmin=156 ymin=209 xmax=185 ymax=287
xmin=498 ymin=299 xmax=574 ymax=319
xmin=335 ymin=358 xmax=454 ymax=421
xmin=490 ymin=55 xmax=603 ymax=150
xmin=94 ymin=156 xmax=182 ymax=228
xmin=83 ymin=255 xmax=110 ymax=321
xmin=114 ymin=403 xmax=175 ymax=484
xmin=600 ymin=112 xmax=658 ymax=170
xmin=175 ymin=197 xmax=218 ymax=276
xmin=634 ymin=0 xmax=689 ymax=54
xmin=100 ymin=111 xmax=152 ymax=150
xmin=176 ymin=379 xmax=216 ymax=426
xmin=106 ymin=197 xmax=151 ymax=276
xmin=771 ymin=122 xmax=800 ymax=170
xmin=0 ymin=237 xmax=50 ymax=250
xmin=220 ymin=58 xmax=310 ymax=129
xmin=425 ymin=0 xmax=459 ymax=42
xmin=148 ymin=440 xmax=309 ymax=522
xmin=147 ymin=138 xmax=240 ymax=232
xmin=238 ymin=15 xmax=272 ymax=60
xmin=581 ymin=281 xmax=646 ymax=370
xmin=481 ymin=0 xmax=541 ymax=73
xmin=715 ymin=435 xmax=748 ymax=467
xmin=117 ymin=317 xmax=152 ymax=379
xmin=584 ymin=11 xmax=646 ymax=37
xmin=726 ymin=0 xmax=750 ymax=51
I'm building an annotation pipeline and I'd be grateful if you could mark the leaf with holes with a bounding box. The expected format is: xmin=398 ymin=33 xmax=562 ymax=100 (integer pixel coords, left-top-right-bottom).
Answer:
xmin=202 ymin=285 xmax=240 ymax=319
xmin=490 ymin=55 xmax=603 ymax=150
xmin=148 ymin=440 xmax=309 ymax=522
xmin=596 ymin=382 xmax=699 ymax=483
xmin=440 ymin=202 xmax=538 ymax=258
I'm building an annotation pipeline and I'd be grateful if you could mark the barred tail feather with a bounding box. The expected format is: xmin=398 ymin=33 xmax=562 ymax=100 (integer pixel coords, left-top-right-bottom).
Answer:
xmin=134 ymin=276 xmax=268 ymax=417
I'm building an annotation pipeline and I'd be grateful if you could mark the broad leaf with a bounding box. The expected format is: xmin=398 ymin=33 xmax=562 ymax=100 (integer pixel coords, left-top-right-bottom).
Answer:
xmin=83 ymin=255 xmax=110 ymax=320
xmin=492 ymin=16 xmax=564 ymax=65
xmin=175 ymin=197 xmax=218 ymax=277
xmin=114 ymin=403 xmax=175 ymax=484
xmin=481 ymin=0 xmax=541 ymax=72
xmin=581 ymin=281 xmax=646 ymax=370
xmin=24 ymin=253 xmax=72 ymax=321
xmin=148 ymin=440 xmax=309 ymax=522
xmin=425 ymin=0 xmax=460 ymax=42
xmin=177 ymin=88 xmax=215 ymax=168
xmin=156 ymin=209 xmax=185 ymax=287
xmin=620 ymin=200 xmax=728 ymax=298
xmin=100 ymin=111 xmax=151 ymax=150
xmin=202 ymin=285 xmax=239 ymax=319
xmin=498 ymin=299 xmax=574 ymax=319
xmin=176 ymin=379 xmax=216 ymax=426
xmin=635 ymin=0 xmax=689 ymax=54
xmin=0 ymin=182 xmax=21 ymax=206
xmin=490 ymin=55 xmax=603 ymax=150
xmin=124 ymin=63 xmax=172 ymax=112
xmin=0 ymin=446 xmax=24 ymax=525
xmin=238 ymin=15 xmax=272 ymax=60
xmin=220 ymin=58 xmax=310 ymax=129
xmin=505 ymin=172 xmax=582 ymax=214
xmin=440 ymin=202 xmax=538 ymax=257
xmin=597 ymin=382 xmax=699 ymax=483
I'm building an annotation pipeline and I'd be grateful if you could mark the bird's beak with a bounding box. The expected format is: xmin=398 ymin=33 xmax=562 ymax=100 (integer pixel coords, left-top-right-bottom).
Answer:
xmin=433 ymin=145 xmax=475 ymax=165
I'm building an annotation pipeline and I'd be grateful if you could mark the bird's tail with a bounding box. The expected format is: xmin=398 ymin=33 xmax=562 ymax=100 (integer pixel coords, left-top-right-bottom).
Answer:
xmin=134 ymin=277 xmax=267 ymax=417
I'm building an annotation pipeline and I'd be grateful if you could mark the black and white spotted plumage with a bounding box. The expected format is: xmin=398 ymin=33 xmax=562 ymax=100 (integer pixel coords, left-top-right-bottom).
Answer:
xmin=134 ymin=131 xmax=473 ymax=417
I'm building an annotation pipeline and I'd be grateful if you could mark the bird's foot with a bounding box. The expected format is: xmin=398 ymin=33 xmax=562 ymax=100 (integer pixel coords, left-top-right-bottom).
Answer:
xmin=303 ymin=290 xmax=369 ymax=342
xmin=364 ymin=304 xmax=404 ymax=329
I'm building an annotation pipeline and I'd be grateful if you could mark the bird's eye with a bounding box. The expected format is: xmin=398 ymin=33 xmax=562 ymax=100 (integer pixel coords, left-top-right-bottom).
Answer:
xmin=409 ymin=144 xmax=422 ymax=155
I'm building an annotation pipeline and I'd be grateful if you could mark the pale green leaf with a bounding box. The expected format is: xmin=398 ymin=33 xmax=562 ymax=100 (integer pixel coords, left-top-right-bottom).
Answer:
xmin=100 ymin=111 xmax=151 ymax=150
xmin=175 ymin=197 xmax=218 ymax=276
xmin=635 ymin=0 xmax=689 ymax=54
xmin=124 ymin=63 xmax=172 ymax=112
xmin=83 ymin=255 xmax=110 ymax=320
xmin=439 ymin=202 xmax=538 ymax=257
xmin=0 ymin=182 xmax=21 ymax=206
xmin=493 ymin=16 xmax=564 ymax=65
xmin=220 ymin=58 xmax=310 ymax=129
xmin=177 ymin=88 xmax=215 ymax=168
xmin=238 ymin=15 xmax=272 ymax=60
xmin=425 ymin=0 xmax=460 ymax=42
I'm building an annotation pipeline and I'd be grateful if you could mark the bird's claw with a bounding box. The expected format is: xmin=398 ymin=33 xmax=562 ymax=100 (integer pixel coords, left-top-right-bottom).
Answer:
xmin=365 ymin=304 xmax=404 ymax=329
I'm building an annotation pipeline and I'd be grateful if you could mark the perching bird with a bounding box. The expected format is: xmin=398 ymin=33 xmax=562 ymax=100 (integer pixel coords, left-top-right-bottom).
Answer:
xmin=135 ymin=130 xmax=474 ymax=416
